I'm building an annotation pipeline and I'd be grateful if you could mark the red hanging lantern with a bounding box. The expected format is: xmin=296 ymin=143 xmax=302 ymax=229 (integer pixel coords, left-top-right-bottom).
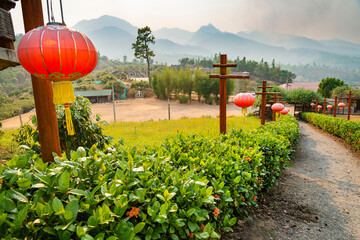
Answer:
xmin=234 ymin=93 xmax=255 ymax=115
xmin=338 ymin=102 xmax=346 ymax=108
xmin=17 ymin=23 xmax=98 ymax=135
xmin=317 ymin=105 xmax=322 ymax=109
xmin=310 ymin=103 xmax=315 ymax=107
xmin=271 ymin=103 xmax=284 ymax=112
xmin=280 ymin=107 xmax=289 ymax=115
xmin=327 ymin=105 xmax=333 ymax=110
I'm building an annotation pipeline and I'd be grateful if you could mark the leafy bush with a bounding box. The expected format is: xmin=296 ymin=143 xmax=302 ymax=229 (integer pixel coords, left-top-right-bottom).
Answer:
xmin=0 ymin=98 xmax=35 ymax=119
xmin=284 ymin=88 xmax=322 ymax=105
xmin=300 ymin=112 xmax=360 ymax=150
xmin=177 ymin=95 xmax=190 ymax=104
xmin=1 ymin=115 xmax=299 ymax=239
xmin=14 ymin=97 xmax=113 ymax=157
xmin=0 ymin=120 xmax=3 ymax=136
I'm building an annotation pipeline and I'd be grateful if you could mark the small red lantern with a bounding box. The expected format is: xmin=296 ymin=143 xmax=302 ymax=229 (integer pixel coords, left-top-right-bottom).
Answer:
xmin=234 ymin=93 xmax=255 ymax=115
xmin=317 ymin=105 xmax=322 ymax=109
xmin=327 ymin=105 xmax=333 ymax=110
xmin=271 ymin=103 xmax=285 ymax=112
xmin=310 ymin=103 xmax=315 ymax=107
xmin=338 ymin=102 xmax=346 ymax=108
xmin=280 ymin=107 xmax=289 ymax=115
xmin=18 ymin=23 xmax=98 ymax=135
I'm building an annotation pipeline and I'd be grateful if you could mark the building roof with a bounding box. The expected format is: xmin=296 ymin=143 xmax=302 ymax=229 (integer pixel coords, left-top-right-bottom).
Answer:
xmin=74 ymin=90 xmax=112 ymax=97
xmin=279 ymin=82 xmax=320 ymax=92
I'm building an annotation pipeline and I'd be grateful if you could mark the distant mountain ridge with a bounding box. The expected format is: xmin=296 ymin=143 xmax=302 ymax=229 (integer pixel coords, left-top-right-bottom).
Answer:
xmin=72 ymin=15 xmax=360 ymax=72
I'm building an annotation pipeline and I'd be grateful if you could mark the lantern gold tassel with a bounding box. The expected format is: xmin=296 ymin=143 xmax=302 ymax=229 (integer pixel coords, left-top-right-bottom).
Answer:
xmin=242 ymin=107 xmax=248 ymax=124
xmin=53 ymin=81 xmax=75 ymax=105
xmin=64 ymin=103 xmax=75 ymax=136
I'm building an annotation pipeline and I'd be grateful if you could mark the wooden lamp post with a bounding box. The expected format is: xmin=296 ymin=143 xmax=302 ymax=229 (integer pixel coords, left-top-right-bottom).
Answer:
xmin=210 ymin=54 xmax=250 ymax=134
xmin=339 ymin=91 xmax=354 ymax=120
xmin=323 ymin=98 xmax=326 ymax=114
xmin=315 ymin=97 xmax=319 ymax=113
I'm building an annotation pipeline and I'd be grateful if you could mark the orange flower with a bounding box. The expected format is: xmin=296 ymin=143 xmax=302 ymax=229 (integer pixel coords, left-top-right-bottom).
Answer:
xmin=241 ymin=197 xmax=245 ymax=202
xmin=201 ymin=224 xmax=205 ymax=231
xmin=213 ymin=208 xmax=220 ymax=217
xmin=187 ymin=233 xmax=194 ymax=238
xmin=126 ymin=206 xmax=140 ymax=218
xmin=214 ymin=194 xmax=221 ymax=198
xmin=254 ymin=196 xmax=257 ymax=201
xmin=255 ymin=168 xmax=258 ymax=172
xmin=245 ymin=158 xmax=251 ymax=162
xmin=0 ymin=180 xmax=2 ymax=184
xmin=281 ymin=159 xmax=284 ymax=162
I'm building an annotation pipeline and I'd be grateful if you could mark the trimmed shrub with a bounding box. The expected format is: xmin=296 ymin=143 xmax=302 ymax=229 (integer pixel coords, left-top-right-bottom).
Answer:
xmin=0 ymin=115 xmax=299 ymax=239
xmin=300 ymin=112 xmax=360 ymax=150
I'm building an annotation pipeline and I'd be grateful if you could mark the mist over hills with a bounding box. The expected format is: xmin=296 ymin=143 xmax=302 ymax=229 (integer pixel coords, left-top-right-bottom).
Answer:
xmin=72 ymin=15 xmax=360 ymax=71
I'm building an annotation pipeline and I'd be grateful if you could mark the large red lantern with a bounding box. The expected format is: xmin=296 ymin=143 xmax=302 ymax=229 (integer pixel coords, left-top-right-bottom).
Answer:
xmin=234 ymin=93 xmax=255 ymax=115
xmin=317 ymin=105 xmax=322 ymax=109
xmin=338 ymin=102 xmax=346 ymax=108
xmin=280 ymin=107 xmax=290 ymax=115
xmin=271 ymin=103 xmax=284 ymax=112
xmin=327 ymin=105 xmax=333 ymax=110
xmin=18 ymin=23 xmax=98 ymax=135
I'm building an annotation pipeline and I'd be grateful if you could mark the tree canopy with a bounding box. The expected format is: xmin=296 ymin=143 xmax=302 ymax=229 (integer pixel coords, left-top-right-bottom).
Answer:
xmin=318 ymin=78 xmax=346 ymax=98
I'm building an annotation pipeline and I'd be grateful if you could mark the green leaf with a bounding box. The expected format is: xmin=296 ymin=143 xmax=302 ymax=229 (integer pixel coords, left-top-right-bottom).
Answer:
xmin=199 ymin=232 xmax=209 ymax=239
xmin=186 ymin=208 xmax=196 ymax=217
xmin=175 ymin=219 xmax=185 ymax=227
xmin=170 ymin=234 xmax=179 ymax=240
xmin=31 ymin=183 xmax=46 ymax=189
xmin=77 ymin=225 xmax=86 ymax=237
xmin=52 ymin=198 xmax=65 ymax=215
xmin=16 ymin=178 xmax=32 ymax=190
xmin=69 ymin=189 xmax=88 ymax=197
xmin=14 ymin=205 xmax=28 ymax=230
xmin=210 ymin=231 xmax=221 ymax=239
xmin=229 ymin=217 xmax=237 ymax=226
xmin=16 ymin=154 xmax=29 ymax=168
xmin=0 ymin=213 xmax=7 ymax=225
xmin=58 ymin=230 xmax=72 ymax=240
xmin=58 ymin=171 xmax=70 ymax=193
xmin=134 ymin=222 xmax=146 ymax=234
xmin=82 ymin=235 xmax=95 ymax=240
xmin=43 ymin=227 xmax=57 ymax=235
xmin=188 ymin=221 xmax=198 ymax=232
xmin=64 ymin=200 xmax=79 ymax=223
xmin=7 ymin=189 xmax=28 ymax=203
xmin=233 ymin=176 xmax=241 ymax=184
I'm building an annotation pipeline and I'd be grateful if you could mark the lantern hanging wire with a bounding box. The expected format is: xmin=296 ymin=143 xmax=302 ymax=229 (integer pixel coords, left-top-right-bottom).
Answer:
xmin=46 ymin=0 xmax=66 ymax=25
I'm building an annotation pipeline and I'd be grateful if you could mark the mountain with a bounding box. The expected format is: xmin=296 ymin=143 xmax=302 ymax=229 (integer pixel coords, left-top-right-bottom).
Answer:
xmin=72 ymin=15 xmax=138 ymax=36
xmin=237 ymin=31 xmax=360 ymax=57
xmin=153 ymin=28 xmax=194 ymax=45
xmin=71 ymin=16 xmax=360 ymax=72
xmin=86 ymin=26 xmax=136 ymax=60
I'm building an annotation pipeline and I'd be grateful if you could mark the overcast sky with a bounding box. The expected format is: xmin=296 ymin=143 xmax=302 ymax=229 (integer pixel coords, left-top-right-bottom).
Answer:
xmin=11 ymin=0 xmax=360 ymax=44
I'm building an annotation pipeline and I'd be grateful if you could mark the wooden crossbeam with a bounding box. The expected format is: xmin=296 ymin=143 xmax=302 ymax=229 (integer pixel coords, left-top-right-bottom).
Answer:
xmin=209 ymin=54 xmax=250 ymax=134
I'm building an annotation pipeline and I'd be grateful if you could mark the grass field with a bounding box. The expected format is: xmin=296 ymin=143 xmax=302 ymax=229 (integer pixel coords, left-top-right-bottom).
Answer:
xmin=103 ymin=116 xmax=261 ymax=147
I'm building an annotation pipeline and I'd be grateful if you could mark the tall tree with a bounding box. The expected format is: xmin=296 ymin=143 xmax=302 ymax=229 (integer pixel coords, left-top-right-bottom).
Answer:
xmin=318 ymin=78 xmax=346 ymax=98
xmin=132 ymin=26 xmax=155 ymax=81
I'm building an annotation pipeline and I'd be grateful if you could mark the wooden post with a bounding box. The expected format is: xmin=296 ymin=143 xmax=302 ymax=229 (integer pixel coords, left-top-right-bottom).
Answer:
xmin=323 ymin=98 xmax=326 ymax=114
xmin=272 ymin=95 xmax=277 ymax=121
xmin=348 ymin=91 xmax=352 ymax=120
xmin=315 ymin=97 xmax=318 ymax=113
xmin=334 ymin=96 xmax=337 ymax=118
xmin=21 ymin=0 xmax=61 ymax=162
xmin=255 ymin=81 xmax=281 ymax=125
xmin=219 ymin=55 xmax=227 ymax=134
xmin=210 ymin=54 xmax=249 ymax=134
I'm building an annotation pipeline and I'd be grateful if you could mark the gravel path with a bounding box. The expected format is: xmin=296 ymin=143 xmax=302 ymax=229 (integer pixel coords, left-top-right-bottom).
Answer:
xmin=225 ymin=121 xmax=360 ymax=240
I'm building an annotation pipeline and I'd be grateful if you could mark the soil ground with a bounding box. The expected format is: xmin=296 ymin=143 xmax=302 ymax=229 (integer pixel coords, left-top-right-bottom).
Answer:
xmin=1 ymin=98 xmax=265 ymax=129
xmin=224 ymin=121 xmax=360 ymax=240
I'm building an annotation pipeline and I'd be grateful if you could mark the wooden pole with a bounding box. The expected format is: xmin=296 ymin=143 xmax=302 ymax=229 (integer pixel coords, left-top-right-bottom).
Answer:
xmin=260 ymin=81 xmax=267 ymax=125
xmin=272 ymin=95 xmax=277 ymax=121
xmin=323 ymin=98 xmax=326 ymax=114
xmin=21 ymin=0 xmax=61 ymax=162
xmin=315 ymin=97 xmax=318 ymax=113
xmin=348 ymin=91 xmax=352 ymax=120
xmin=334 ymin=96 xmax=337 ymax=118
xmin=219 ymin=55 xmax=227 ymax=134
xmin=112 ymin=82 xmax=116 ymax=122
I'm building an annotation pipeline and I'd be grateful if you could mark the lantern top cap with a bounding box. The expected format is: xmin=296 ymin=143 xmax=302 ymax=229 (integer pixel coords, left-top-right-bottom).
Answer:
xmin=47 ymin=22 xmax=66 ymax=26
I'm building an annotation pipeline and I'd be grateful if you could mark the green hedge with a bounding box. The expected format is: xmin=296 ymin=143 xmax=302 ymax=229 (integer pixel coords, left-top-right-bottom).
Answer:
xmin=299 ymin=112 xmax=360 ymax=150
xmin=0 ymin=115 xmax=299 ymax=239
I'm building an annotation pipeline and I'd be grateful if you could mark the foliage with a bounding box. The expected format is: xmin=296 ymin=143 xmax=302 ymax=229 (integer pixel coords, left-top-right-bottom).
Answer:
xmin=317 ymin=78 xmax=346 ymax=98
xmin=13 ymin=97 xmax=113 ymax=157
xmin=130 ymin=81 xmax=150 ymax=90
xmin=0 ymin=98 xmax=35 ymax=119
xmin=284 ymin=88 xmax=322 ymax=105
xmin=132 ymin=26 xmax=155 ymax=79
xmin=0 ymin=120 xmax=3 ymax=136
xmin=178 ymin=56 xmax=296 ymax=84
xmin=103 ymin=80 xmax=125 ymax=94
xmin=177 ymin=95 xmax=190 ymax=104
xmin=300 ymin=112 xmax=360 ymax=150
xmin=0 ymin=115 xmax=299 ymax=239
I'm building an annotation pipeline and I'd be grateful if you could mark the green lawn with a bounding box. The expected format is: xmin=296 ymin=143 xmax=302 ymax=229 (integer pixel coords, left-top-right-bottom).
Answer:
xmin=103 ymin=116 xmax=261 ymax=147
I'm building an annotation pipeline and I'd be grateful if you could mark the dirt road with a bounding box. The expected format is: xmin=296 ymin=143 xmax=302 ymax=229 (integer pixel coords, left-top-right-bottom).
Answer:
xmin=225 ymin=121 xmax=360 ymax=240
xmin=1 ymin=98 xmax=257 ymax=129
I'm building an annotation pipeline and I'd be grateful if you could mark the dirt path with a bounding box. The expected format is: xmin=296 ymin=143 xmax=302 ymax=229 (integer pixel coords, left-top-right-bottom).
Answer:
xmin=225 ymin=121 xmax=360 ymax=240
xmin=1 ymin=98 xmax=263 ymax=129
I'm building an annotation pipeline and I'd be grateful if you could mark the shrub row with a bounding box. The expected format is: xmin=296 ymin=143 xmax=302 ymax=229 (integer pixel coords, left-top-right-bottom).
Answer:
xmin=0 ymin=115 xmax=299 ymax=239
xmin=299 ymin=112 xmax=360 ymax=150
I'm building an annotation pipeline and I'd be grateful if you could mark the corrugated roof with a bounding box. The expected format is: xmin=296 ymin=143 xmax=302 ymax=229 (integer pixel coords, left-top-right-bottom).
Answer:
xmin=74 ymin=90 xmax=112 ymax=97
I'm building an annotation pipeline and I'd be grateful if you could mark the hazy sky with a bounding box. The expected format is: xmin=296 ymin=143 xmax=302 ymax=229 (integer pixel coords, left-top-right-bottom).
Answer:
xmin=11 ymin=0 xmax=360 ymax=44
